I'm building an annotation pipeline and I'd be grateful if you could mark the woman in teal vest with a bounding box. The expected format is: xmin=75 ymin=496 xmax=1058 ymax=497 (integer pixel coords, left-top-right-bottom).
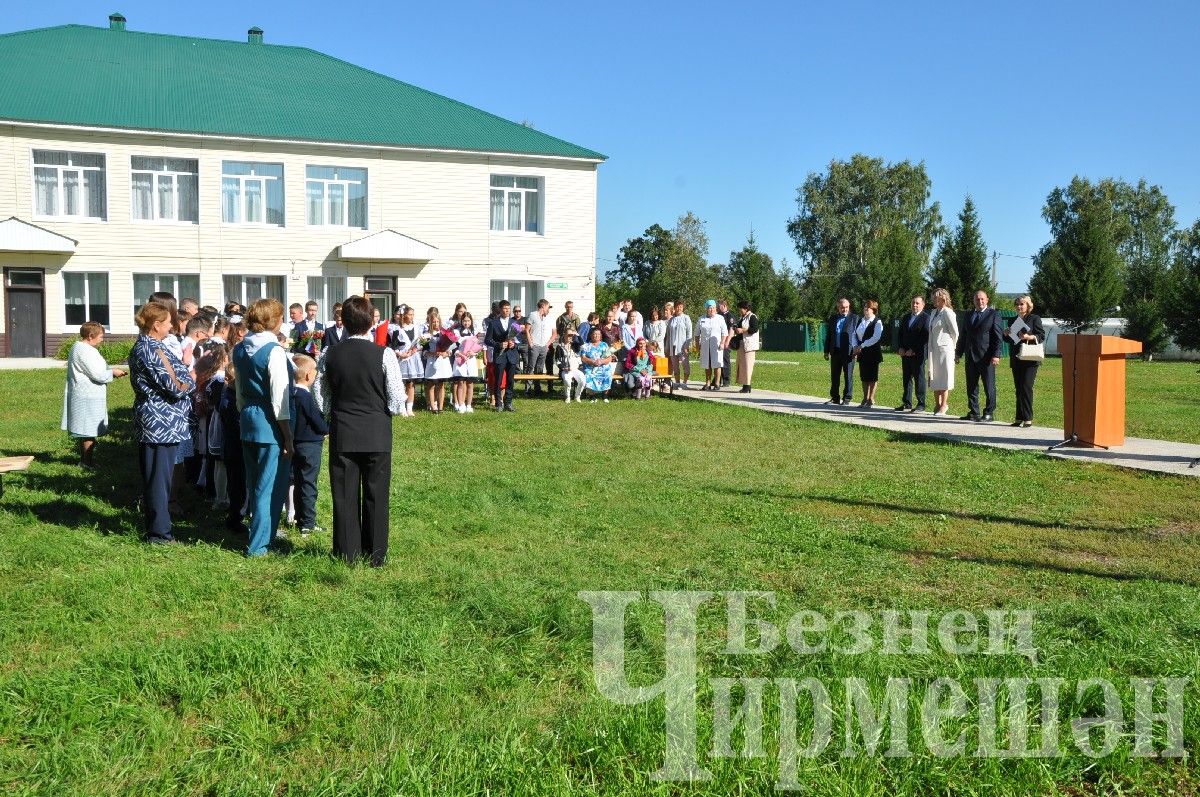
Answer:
xmin=232 ymin=298 xmax=295 ymax=557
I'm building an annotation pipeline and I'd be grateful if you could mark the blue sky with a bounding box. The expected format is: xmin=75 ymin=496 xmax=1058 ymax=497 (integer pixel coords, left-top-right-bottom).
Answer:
xmin=9 ymin=1 xmax=1199 ymax=293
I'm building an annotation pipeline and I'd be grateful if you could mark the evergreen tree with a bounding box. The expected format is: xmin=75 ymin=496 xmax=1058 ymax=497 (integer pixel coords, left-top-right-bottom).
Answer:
xmin=1164 ymin=221 xmax=1200 ymax=351
xmin=854 ymin=224 xmax=926 ymax=321
xmin=724 ymin=232 xmax=777 ymax=318
xmin=1115 ymin=179 xmax=1176 ymax=357
xmin=1029 ymin=195 xmax=1123 ymax=331
xmin=773 ymin=261 xmax=803 ymax=320
xmin=927 ymin=195 xmax=992 ymax=308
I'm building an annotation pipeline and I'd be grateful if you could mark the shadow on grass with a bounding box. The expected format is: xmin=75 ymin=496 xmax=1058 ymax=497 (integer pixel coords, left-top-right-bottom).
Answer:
xmin=723 ymin=487 xmax=1200 ymax=587
xmin=719 ymin=486 xmax=1146 ymax=534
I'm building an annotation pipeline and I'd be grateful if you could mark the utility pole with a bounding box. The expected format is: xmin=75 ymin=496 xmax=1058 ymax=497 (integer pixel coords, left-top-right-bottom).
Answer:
xmin=991 ymin=250 xmax=998 ymax=290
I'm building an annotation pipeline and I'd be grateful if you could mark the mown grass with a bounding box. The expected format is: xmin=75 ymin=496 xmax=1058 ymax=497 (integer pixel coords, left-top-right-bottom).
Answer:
xmin=748 ymin=352 xmax=1200 ymax=444
xmin=1 ymin=369 xmax=1198 ymax=796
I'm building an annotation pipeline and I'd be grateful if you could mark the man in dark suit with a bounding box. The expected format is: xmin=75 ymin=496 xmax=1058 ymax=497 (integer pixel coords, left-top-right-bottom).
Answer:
xmin=484 ymin=299 xmax=520 ymax=412
xmin=955 ymin=289 xmax=1004 ymax=421
xmin=895 ymin=294 xmax=929 ymax=412
xmin=318 ymin=296 xmax=403 ymax=566
xmin=290 ymin=300 xmax=325 ymax=354
xmin=823 ymin=298 xmax=859 ymax=405
xmin=322 ymin=307 xmax=345 ymax=351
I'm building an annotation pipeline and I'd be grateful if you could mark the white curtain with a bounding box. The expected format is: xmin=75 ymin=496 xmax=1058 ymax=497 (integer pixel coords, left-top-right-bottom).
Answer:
xmin=84 ymin=169 xmax=106 ymax=219
xmin=245 ymin=179 xmax=263 ymax=223
xmin=328 ymin=183 xmax=345 ymax=226
xmin=178 ymin=174 xmax=198 ymax=222
xmin=222 ymin=178 xmax=241 ymax=223
xmin=34 ymin=168 xmax=57 ymax=216
xmin=490 ymin=190 xmax=504 ymax=230
xmin=508 ymin=192 xmax=522 ymax=231
xmin=306 ymin=182 xmax=324 ymax=225
xmin=131 ymin=173 xmax=153 ymax=220
xmin=524 ymin=190 xmax=540 ymax=233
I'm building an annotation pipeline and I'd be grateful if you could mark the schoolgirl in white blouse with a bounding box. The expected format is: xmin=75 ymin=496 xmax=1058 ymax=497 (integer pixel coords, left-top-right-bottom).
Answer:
xmin=451 ymin=311 xmax=482 ymax=413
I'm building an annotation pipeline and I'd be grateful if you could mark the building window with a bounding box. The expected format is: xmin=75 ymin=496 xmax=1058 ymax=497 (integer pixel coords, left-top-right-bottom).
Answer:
xmin=132 ymin=274 xmax=201 ymax=307
xmin=33 ymin=151 xmax=107 ymax=220
xmin=489 ymin=279 xmax=544 ymax=313
xmin=363 ymin=276 xmax=396 ymax=319
xmin=306 ymin=165 xmax=367 ymax=229
xmin=222 ymin=162 xmax=285 ymax=226
xmin=307 ymin=276 xmax=348 ymax=320
xmin=64 ymin=272 xmax=110 ymax=327
xmin=223 ymin=275 xmax=286 ymax=307
xmin=489 ymin=176 xmax=541 ymax=233
xmin=131 ymin=156 xmax=199 ymax=223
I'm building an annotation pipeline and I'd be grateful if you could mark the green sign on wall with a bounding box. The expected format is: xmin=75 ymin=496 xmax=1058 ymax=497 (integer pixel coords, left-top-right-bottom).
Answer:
xmin=546 ymin=281 xmax=568 ymax=289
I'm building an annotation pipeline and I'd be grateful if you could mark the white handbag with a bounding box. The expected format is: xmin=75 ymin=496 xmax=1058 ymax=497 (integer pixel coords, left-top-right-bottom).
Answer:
xmin=1017 ymin=342 xmax=1045 ymax=362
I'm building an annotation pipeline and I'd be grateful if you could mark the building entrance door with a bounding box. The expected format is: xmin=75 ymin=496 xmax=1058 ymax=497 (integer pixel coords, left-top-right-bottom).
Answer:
xmin=4 ymin=269 xmax=46 ymax=357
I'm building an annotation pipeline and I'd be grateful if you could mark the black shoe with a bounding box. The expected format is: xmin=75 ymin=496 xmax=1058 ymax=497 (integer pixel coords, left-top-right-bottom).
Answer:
xmin=980 ymin=413 xmax=994 ymax=422
xmin=912 ymin=406 xmax=925 ymax=413
xmin=841 ymin=398 xmax=852 ymax=405
xmin=494 ymin=406 xmax=503 ymax=413
xmin=1010 ymin=421 xmax=1023 ymax=427
xmin=894 ymin=405 xmax=910 ymax=412
xmin=960 ymin=413 xmax=979 ymax=421
xmin=863 ymin=400 xmax=873 ymax=408
xmin=504 ymin=405 xmax=516 ymax=412
xmin=825 ymin=398 xmax=839 ymax=405
xmin=1020 ymin=421 xmax=1033 ymax=428
xmin=739 ymin=385 xmax=751 ymax=394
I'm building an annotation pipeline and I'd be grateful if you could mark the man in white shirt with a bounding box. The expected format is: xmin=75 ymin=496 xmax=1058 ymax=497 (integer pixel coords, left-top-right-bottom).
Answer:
xmin=525 ymin=298 xmax=558 ymax=395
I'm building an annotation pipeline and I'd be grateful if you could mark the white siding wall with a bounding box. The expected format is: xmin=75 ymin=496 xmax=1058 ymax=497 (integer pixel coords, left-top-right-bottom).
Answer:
xmin=0 ymin=124 xmax=599 ymax=339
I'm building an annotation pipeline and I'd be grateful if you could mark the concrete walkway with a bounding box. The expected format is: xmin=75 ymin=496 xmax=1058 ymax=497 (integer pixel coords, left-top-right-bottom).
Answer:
xmin=673 ymin=385 xmax=1200 ymax=479
xmin=0 ymin=358 xmax=64 ymax=370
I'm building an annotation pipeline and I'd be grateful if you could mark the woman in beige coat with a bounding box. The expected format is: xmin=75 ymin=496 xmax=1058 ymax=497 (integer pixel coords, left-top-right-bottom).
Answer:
xmin=926 ymin=288 xmax=959 ymax=416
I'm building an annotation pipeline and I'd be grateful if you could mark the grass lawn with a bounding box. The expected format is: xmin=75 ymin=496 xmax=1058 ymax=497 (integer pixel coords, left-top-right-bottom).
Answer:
xmin=747 ymin=352 xmax=1200 ymax=444
xmin=1 ymin=368 xmax=1199 ymax=795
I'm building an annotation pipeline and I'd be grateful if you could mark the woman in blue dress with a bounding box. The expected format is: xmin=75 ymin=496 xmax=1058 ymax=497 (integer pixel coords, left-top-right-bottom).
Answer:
xmin=128 ymin=301 xmax=195 ymax=544
xmin=231 ymin=298 xmax=295 ymax=557
xmin=580 ymin=326 xmax=615 ymax=403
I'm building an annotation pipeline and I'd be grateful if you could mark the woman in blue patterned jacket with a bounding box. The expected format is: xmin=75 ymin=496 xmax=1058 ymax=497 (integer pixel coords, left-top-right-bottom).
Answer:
xmin=129 ymin=301 xmax=195 ymax=544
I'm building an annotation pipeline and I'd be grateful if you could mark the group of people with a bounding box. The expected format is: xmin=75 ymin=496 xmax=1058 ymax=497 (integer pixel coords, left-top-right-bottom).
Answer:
xmin=61 ymin=289 xmax=769 ymax=564
xmin=822 ymin=289 xmax=1046 ymax=426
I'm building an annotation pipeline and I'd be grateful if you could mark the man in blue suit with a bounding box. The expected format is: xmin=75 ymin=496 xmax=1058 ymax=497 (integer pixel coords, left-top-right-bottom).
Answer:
xmin=955 ymin=290 xmax=1004 ymax=422
xmin=484 ymin=299 xmax=520 ymax=412
xmin=822 ymin=298 xmax=859 ymax=405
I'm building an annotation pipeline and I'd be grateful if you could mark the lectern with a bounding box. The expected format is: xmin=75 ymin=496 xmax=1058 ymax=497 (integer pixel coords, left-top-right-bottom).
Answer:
xmin=1057 ymin=334 xmax=1143 ymax=448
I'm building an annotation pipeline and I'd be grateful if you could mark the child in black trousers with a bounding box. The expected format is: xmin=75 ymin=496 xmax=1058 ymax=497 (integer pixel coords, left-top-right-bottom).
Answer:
xmin=290 ymin=354 xmax=329 ymax=535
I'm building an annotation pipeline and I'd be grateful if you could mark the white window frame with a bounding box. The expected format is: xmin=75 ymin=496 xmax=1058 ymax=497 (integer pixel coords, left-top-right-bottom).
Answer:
xmin=30 ymin=149 xmax=108 ymax=222
xmin=307 ymin=276 xmax=348 ymax=320
xmin=223 ymin=274 xmax=287 ymax=307
xmin=63 ymin=272 xmax=111 ymax=330
xmin=130 ymin=157 xmax=199 ymax=224
xmin=489 ymin=279 xmax=545 ymax=313
xmin=132 ymin=274 xmax=201 ymax=308
xmin=222 ymin=161 xmax=285 ymax=227
xmin=305 ymin=165 xmax=368 ymax=229
xmin=489 ymin=175 xmax=543 ymax=235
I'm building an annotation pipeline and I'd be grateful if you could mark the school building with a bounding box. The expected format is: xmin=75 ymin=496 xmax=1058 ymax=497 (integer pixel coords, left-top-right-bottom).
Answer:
xmin=0 ymin=15 xmax=604 ymax=356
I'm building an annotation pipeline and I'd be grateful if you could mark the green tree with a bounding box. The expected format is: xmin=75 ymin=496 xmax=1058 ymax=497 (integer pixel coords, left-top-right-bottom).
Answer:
xmin=1115 ymin=180 xmax=1175 ymax=357
xmin=927 ymin=195 xmax=993 ymax=308
xmin=1029 ymin=191 xmax=1123 ymax=331
xmin=1164 ymin=220 xmax=1200 ymax=351
xmin=642 ymin=212 xmax=719 ymax=315
xmin=787 ymin=153 xmax=943 ymax=315
xmin=773 ymin=260 xmax=803 ymax=320
xmin=854 ymin=224 xmax=926 ymax=321
xmin=724 ymin=232 xmax=777 ymax=318
xmin=613 ymin=223 xmax=674 ymax=288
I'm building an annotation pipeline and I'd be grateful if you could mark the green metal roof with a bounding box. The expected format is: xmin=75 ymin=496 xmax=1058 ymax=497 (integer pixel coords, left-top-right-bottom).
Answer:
xmin=0 ymin=24 xmax=606 ymax=161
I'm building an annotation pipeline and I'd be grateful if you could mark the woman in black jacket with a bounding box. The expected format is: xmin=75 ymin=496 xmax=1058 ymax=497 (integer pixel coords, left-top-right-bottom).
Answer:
xmin=1009 ymin=295 xmax=1046 ymax=428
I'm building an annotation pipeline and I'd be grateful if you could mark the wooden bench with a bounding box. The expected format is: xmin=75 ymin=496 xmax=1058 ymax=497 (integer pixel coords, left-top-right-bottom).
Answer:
xmin=508 ymin=372 xmax=675 ymax=396
xmin=0 ymin=455 xmax=34 ymax=499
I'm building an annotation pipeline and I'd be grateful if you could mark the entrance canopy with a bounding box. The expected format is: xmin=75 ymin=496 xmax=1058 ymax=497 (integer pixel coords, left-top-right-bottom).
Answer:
xmin=338 ymin=229 xmax=438 ymax=262
xmin=0 ymin=217 xmax=77 ymax=254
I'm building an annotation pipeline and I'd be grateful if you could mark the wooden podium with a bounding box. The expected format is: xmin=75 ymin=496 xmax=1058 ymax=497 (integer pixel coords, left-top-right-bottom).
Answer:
xmin=1058 ymin=334 xmax=1142 ymax=447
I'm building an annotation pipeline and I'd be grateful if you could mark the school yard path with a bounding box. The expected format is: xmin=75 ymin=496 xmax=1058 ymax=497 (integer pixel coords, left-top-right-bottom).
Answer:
xmin=673 ymin=384 xmax=1200 ymax=478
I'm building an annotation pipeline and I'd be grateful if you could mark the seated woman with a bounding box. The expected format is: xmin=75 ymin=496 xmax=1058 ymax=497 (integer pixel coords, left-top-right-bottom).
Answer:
xmin=623 ymin=337 xmax=656 ymax=399
xmin=556 ymin=338 xmax=585 ymax=403
xmin=63 ymin=321 xmax=127 ymax=468
xmin=580 ymin=326 xmax=616 ymax=404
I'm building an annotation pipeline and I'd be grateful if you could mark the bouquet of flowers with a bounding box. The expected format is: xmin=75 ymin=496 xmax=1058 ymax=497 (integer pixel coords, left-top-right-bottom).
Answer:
xmin=455 ymin=335 xmax=482 ymax=366
xmin=505 ymin=321 xmax=523 ymax=342
xmin=298 ymin=328 xmax=324 ymax=356
xmin=435 ymin=327 xmax=460 ymax=354
xmin=417 ymin=331 xmax=433 ymax=349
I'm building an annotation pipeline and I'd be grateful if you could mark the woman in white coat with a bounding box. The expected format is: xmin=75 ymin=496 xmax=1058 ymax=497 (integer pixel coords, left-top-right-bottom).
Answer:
xmin=926 ymin=288 xmax=959 ymax=416
xmin=62 ymin=321 xmax=127 ymax=468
